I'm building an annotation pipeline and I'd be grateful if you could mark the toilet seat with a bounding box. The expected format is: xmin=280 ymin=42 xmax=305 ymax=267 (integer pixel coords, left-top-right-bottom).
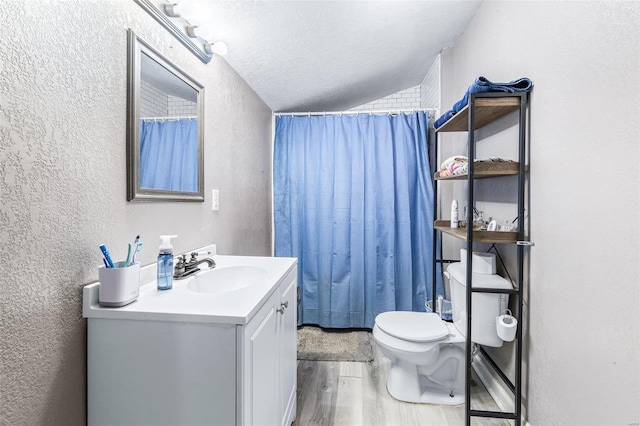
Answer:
xmin=375 ymin=311 xmax=449 ymax=342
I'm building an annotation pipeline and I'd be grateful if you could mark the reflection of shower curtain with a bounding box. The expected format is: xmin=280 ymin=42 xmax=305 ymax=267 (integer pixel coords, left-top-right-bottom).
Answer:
xmin=273 ymin=112 xmax=442 ymax=329
xmin=140 ymin=119 xmax=198 ymax=191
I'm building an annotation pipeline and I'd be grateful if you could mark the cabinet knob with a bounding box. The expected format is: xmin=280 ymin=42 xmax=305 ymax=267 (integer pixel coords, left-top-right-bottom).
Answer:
xmin=276 ymin=301 xmax=289 ymax=315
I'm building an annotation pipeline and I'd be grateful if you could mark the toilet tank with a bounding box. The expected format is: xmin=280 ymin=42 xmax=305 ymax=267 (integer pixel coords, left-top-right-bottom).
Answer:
xmin=447 ymin=262 xmax=510 ymax=347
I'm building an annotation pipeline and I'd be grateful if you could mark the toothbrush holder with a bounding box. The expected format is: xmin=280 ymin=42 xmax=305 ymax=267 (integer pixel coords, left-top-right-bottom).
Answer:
xmin=98 ymin=263 xmax=140 ymax=307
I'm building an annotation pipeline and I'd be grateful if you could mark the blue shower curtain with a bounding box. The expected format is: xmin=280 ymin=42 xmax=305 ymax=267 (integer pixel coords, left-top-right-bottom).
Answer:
xmin=273 ymin=112 xmax=442 ymax=329
xmin=140 ymin=119 xmax=198 ymax=192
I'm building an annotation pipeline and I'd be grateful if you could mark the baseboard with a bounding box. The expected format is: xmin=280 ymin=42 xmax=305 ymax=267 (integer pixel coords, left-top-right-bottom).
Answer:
xmin=472 ymin=350 xmax=529 ymax=424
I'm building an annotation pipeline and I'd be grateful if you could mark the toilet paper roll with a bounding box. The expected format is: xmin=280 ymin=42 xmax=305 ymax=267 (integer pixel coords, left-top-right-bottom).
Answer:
xmin=496 ymin=314 xmax=518 ymax=342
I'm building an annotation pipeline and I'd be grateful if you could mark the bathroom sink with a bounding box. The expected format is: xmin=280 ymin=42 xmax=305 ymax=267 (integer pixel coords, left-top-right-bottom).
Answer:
xmin=186 ymin=266 xmax=268 ymax=294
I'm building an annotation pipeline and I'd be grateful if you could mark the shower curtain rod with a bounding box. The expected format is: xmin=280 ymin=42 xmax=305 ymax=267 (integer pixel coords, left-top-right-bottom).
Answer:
xmin=274 ymin=108 xmax=438 ymax=117
xmin=141 ymin=116 xmax=197 ymax=121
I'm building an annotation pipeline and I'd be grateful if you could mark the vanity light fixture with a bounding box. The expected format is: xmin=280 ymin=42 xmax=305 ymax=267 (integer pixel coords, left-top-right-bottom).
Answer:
xmin=163 ymin=1 xmax=228 ymax=56
xmin=134 ymin=0 xmax=211 ymax=63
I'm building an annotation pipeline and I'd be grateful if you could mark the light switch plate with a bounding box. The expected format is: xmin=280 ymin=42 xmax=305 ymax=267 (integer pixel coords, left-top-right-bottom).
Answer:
xmin=212 ymin=189 xmax=219 ymax=211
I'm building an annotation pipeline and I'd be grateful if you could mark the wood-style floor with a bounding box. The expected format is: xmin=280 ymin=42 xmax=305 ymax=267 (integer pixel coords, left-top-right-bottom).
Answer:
xmin=293 ymin=345 xmax=511 ymax=426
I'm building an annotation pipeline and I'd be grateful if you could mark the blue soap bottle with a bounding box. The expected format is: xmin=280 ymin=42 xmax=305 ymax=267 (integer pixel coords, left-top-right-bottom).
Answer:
xmin=157 ymin=235 xmax=177 ymax=291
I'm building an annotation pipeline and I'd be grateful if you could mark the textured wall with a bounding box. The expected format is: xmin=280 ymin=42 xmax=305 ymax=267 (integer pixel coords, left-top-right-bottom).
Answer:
xmin=0 ymin=1 xmax=272 ymax=424
xmin=439 ymin=1 xmax=640 ymax=424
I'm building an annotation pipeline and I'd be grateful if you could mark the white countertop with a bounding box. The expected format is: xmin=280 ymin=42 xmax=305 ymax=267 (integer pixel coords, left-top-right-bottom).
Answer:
xmin=83 ymin=254 xmax=297 ymax=325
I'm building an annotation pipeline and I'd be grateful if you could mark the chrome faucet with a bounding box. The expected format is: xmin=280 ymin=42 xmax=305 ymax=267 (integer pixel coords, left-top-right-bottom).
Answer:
xmin=174 ymin=252 xmax=216 ymax=280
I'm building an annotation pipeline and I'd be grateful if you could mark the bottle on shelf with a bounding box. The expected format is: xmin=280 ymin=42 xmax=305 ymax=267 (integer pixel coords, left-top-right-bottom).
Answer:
xmin=473 ymin=210 xmax=486 ymax=230
xmin=451 ymin=200 xmax=459 ymax=229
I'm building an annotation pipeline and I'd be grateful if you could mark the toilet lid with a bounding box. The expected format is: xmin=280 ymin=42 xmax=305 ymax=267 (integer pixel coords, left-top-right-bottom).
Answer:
xmin=375 ymin=311 xmax=449 ymax=343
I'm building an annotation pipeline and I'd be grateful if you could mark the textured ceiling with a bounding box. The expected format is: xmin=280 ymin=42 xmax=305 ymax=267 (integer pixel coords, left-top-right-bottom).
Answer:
xmin=191 ymin=1 xmax=482 ymax=112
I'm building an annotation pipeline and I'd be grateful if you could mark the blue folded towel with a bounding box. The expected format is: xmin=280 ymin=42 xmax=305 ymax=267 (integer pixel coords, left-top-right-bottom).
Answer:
xmin=435 ymin=76 xmax=533 ymax=128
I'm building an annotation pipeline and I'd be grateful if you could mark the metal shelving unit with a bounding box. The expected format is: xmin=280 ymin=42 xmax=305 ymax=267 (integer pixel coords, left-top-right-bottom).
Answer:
xmin=431 ymin=92 xmax=531 ymax=426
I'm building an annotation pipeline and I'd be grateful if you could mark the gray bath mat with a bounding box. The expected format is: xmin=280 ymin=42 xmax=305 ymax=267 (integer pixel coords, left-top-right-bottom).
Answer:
xmin=297 ymin=326 xmax=374 ymax=362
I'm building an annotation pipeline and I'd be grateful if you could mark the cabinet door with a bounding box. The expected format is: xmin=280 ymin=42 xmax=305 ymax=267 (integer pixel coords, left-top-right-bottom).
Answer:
xmin=279 ymin=272 xmax=298 ymax=426
xmin=244 ymin=292 xmax=280 ymax=426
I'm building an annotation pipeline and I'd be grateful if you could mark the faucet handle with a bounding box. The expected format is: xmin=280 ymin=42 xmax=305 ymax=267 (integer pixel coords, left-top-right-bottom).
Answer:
xmin=174 ymin=255 xmax=186 ymax=275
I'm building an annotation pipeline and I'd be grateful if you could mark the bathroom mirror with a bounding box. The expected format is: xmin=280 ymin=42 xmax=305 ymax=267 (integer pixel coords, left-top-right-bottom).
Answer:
xmin=127 ymin=29 xmax=205 ymax=202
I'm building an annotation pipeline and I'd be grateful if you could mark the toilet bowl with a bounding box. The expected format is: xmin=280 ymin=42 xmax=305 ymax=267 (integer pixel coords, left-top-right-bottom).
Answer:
xmin=373 ymin=255 xmax=511 ymax=405
xmin=373 ymin=311 xmax=466 ymax=405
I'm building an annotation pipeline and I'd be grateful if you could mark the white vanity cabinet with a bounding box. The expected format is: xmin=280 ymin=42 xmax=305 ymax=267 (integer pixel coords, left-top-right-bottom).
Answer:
xmin=241 ymin=271 xmax=297 ymax=426
xmin=83 ymin=255 xmax=297 ymax=426
xmin=279 ymin=275 xmax=297 ymax=426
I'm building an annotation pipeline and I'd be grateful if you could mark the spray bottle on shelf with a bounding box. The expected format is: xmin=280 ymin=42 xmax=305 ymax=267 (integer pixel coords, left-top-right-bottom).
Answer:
xmin=157 ymin=235 xmax=177 ymax=291
xmin=450 ymin=200 xmax=459 ymax=229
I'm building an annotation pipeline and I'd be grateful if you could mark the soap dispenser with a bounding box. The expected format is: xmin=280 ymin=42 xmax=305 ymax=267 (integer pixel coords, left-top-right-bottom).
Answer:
xmin=157 ymin=235 xmax=177 ymax=291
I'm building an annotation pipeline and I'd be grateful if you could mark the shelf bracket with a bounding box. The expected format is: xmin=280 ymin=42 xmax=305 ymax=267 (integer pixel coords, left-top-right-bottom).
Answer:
xmin=516 ymin=240 xmax=535 ymax=247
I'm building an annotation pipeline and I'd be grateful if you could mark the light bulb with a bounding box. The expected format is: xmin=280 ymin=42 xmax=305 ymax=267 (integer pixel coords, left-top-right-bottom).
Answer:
xmin=204 ymin=41 xmax=228 ymax=56
xmin=192 ymin=24 xmax=215 ymax=41
xmin=177 ymin=0 xmax=205 ymax=25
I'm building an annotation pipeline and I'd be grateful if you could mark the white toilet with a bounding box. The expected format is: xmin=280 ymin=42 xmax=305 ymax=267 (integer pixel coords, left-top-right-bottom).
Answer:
xmin=373 ymin=252 xmax=511 ymax=405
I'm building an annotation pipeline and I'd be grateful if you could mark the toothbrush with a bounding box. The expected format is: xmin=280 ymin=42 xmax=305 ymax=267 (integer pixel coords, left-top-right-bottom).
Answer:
xmin=131 ymin=240 xmax=143 ymax=265
xmin=125 ymin=243 xmax=133 ymax=267
xmin=99 ymin=244 xmax=115 ymax=268
xmin=128 ymin=235 xmax=140 ymax=266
